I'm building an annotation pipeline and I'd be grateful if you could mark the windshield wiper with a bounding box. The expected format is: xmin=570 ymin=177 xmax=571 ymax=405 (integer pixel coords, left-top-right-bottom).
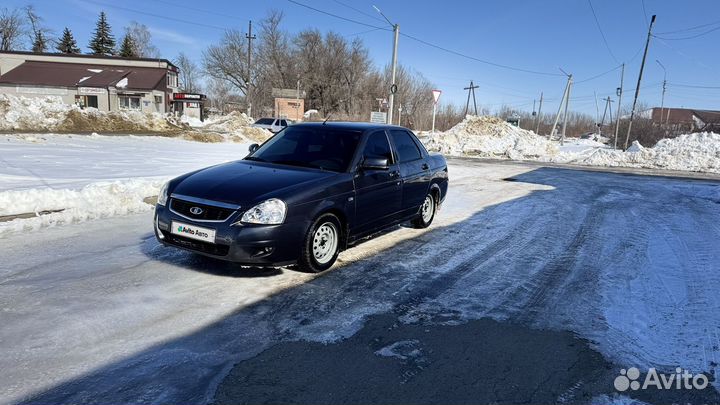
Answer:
xmin=244 ymin=156 xmax=266 ymax=162
xmin=272 ymin=160 xmax=327 ymax=171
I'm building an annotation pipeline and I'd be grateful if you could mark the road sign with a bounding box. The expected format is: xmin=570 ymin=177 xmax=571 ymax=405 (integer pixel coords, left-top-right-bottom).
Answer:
xmin=370 ymin=111 xmax=387 ymax=124
xmin=432 ymin=89 xmax=442 ymax=104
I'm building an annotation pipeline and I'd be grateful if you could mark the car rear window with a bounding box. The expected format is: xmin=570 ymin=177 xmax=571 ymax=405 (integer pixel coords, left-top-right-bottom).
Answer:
xmin=249 ymin=126 xmax=362 ymax=172
xmin=389 ymin=130 xmax=423 ymax=163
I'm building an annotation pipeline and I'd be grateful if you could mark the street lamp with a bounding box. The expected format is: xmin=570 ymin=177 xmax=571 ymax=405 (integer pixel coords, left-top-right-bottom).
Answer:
xmin=373 ymin=5 xmax=399 ymax=126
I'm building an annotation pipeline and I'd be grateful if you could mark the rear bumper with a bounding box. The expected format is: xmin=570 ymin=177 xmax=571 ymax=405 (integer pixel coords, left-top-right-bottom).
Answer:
xmin=154 ymin=204 xmax=306 ymax=266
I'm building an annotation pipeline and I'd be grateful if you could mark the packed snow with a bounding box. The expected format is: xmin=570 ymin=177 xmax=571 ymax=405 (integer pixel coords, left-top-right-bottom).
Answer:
xmin=423 ymin=115 xmax=720 ymax=174
xmin=0 ymin=94 xmax=182 ymax=133
xmin=0 ymin=133 xmax=251 ymax=236
xmin=0 ymin=94 xmax=272 ymax=143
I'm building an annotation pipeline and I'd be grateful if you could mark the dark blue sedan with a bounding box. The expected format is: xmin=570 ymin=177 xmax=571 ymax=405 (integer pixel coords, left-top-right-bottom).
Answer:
xmin=154 ymin=122 xmax=448 ymax=272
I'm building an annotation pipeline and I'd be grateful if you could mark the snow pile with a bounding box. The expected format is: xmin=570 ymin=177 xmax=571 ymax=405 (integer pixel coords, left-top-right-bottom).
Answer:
xmin=0 ymin=178 xmax=164 ymax=236
xmin=185 ymin=111 xmax=272 ymax=143
xmin=0 ymin=94 xmax=182 ymax=132
xmin=424 ymin=115 xmax=558 ymax=159
xmin=563 ymin=133 xmax=720 ymax=173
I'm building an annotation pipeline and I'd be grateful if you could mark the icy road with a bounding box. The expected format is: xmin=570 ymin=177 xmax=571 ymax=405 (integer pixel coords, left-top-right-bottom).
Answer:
xmin=2 ymin=159 xmax=720 ymax=404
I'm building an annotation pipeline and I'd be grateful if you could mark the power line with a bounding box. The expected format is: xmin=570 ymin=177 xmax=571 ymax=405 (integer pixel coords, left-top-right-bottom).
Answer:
xmin=286 ymin=0 xmax=564 ymax=77
xmin=668 ymin=83 xmax=720 ymax=90
xmin=656 ymin=19 xmax=720 ymax=35
xmin=78 ymin=0 xmax=228 ymax=31
xmin=331 ymin=0 xmax=386 ymax=24
xmin=587 ymin=0 xmax=619 ymax=63
xmin=654 ymin=25 xmax=720 ymax=40
xmin=286 ymin=0 xmax=386 ymax=30
xmin=575 ymin=64 xmax=622 ymax=84
xmin=398 ymin=32 xmax=563 ymax=77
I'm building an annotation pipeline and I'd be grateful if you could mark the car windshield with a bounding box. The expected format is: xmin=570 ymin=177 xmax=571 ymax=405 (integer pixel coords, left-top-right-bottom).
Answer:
xmin=247 ymin=126 xmax=362 ymax=172
xmin=254 ymin=118 xmax=275 ymax=125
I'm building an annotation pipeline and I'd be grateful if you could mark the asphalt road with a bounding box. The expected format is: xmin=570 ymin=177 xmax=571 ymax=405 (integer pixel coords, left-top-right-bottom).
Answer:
xmin=1 ymin=160 xmax=719 ymax=405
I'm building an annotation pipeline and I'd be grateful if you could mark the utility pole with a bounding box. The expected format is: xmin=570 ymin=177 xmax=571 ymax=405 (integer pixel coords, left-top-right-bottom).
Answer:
xmin=535 ymin=92 xmax=543 ymax=134
xmin=625 ymin=14 xmax=656 ymax=150
xmin=374 ymin=5 xmax=399 ymax=125
xmin=613 ymin=63 xmax=624 ymax=149
xmin=296 ymin=78 xmax=301 ymax=121
xmin=463 ymin=80 xmax=479 ymax=116
xmin=550 ymin=72 xmax=572 ymax=142
xmin=656 ymin=59 xmax=667 ymax=127
xmin=600 ymin=97 xmax=613 ymax=137
xmin=560 ymin=75 xmax=573 ymax=145
xmin=245 ymin=20 xmax=256 ymax=118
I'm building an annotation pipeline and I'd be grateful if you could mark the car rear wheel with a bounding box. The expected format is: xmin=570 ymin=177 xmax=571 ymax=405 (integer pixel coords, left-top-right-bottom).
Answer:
xmin=298 ymin=213 xmax=342 ymax=273
xmin=411 ymin=193 xmax=436 ymax=229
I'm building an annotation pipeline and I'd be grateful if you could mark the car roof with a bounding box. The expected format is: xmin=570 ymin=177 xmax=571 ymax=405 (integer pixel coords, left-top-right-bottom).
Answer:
xmin=288 ymin=121 xmax=410 ymax=132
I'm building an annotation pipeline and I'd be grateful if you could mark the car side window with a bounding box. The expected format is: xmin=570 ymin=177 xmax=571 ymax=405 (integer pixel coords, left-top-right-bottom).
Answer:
xmin=362 ymin=131 xmax=394 ymax=164
xmin=280 ymin=120 xmax=288 ymax=126
xmin=389 ymin=130 xmax=422 ymax=163
xmin=407 ymin=130 xmax=428 ymax=155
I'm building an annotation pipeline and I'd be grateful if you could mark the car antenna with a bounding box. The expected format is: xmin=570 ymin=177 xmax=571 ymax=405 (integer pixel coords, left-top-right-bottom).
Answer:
xmin=322 ymin=112 xmax=333 ymax=125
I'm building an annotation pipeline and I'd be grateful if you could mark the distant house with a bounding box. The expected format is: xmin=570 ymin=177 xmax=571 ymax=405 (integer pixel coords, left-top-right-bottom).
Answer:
xmin=0 ymin=51 xmax=203 ymax=117
xmin=649 ymin=107 xmax=720 ymax=132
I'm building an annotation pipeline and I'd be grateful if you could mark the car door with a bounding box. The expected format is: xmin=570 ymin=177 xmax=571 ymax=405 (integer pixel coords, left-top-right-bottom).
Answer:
xmin=388 ymin=129 xmax=430 ymax=217
xmin=352 ymin=130 xmax=402 ymax=235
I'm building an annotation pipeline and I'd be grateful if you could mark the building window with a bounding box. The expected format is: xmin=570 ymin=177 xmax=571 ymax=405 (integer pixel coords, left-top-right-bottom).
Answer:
xmin=154 ymin=95 xmax=162 ymax=104
xmin=167 ymin=72 xmax=178 ymax=88
xmin=119 ymin=96 xmax=141 ymax=110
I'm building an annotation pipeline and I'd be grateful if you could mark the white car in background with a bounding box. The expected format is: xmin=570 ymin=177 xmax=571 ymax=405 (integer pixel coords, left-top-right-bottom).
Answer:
xmin=251 ymin=118 xmax=292 ymax=133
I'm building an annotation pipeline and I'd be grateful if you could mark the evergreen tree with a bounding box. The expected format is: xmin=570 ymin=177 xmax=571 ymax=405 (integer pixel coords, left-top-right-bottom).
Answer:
xmin=88 ymin=11 xmax=116 ymax=55
xmin=31 ymin=31 xmax=48 ymax=53
xmin=56 ymin=27 xmax=81 ymax=54
xmin=118 ymin=34 xmax=137 ymax=58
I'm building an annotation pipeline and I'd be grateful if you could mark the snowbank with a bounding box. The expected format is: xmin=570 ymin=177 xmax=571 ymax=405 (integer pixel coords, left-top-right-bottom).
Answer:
xmin=554 ymin=132 xmax=720 ymax=173
xmin=0 ymin=178 xmax=163 ymax=236
xmin=179 ymin=111 xmax=271 ymax=143
xmin=424 ymin=115 xmax=558 ymax=159
xmin=425 ymin=115 xmax=720 ymax=174
xmin=0 ymin=94 xmax=182 ymax=133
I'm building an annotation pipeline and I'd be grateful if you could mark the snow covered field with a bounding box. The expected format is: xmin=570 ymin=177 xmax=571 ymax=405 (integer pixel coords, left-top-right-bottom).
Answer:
xmin=0 ymin=133 xmax=250 ymax=234
xmin=1 ymin=158 xmax=719 ymax=404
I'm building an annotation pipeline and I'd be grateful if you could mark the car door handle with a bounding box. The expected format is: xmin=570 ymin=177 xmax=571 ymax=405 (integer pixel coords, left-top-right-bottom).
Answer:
xmin=421 ymin=163 xmax=429 ymax=170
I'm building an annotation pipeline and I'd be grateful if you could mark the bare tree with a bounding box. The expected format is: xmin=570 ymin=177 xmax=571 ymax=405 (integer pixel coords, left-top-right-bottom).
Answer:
xmin=25 ymin=6 xmax=51 ymax=53
xmin=175 ymin=52 xmax=201 ymax=93
xmin=0 ymin=7 xmax=25 ymax=51
xmin=124 ymin=21 xmax=159 ymax=58
xmin=203 ymin=30 xmax=250 ymax=96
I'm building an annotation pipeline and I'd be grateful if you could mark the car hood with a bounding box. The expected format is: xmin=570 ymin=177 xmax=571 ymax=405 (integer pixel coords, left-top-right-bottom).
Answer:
xmin=171 ymin=160 xmax=335 ymax=205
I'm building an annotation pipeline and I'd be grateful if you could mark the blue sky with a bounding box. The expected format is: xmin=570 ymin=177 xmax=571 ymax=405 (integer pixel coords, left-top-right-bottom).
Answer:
xmin=6 ymin=0 xmax=720 ymax=116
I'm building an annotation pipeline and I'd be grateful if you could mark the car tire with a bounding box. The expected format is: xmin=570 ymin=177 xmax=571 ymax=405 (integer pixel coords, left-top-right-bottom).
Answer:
xmin=411 ymin=192 xmax=436 ymax=229
xmin=297 ymin=213 xmax=342 ymax=273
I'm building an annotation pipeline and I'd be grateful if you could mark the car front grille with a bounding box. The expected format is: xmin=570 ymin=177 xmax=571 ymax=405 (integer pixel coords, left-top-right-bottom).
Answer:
xmin=170 ymin=198 xmax=235 ymax=222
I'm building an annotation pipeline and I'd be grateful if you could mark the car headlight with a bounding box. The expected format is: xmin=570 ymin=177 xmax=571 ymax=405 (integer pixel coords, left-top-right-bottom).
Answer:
xmin=157 ymin=182 xmax=169 ymax=206
xmin=238 ymin=198 xmax=286 ymax=225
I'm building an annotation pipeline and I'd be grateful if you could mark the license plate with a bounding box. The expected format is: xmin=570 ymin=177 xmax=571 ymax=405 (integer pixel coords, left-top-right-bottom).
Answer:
xmin=171 ymin=221 xmax=216 ymax=243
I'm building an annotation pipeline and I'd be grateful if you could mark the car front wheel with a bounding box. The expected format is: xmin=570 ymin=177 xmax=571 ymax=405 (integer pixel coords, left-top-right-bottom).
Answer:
xmin=298 ymin=213 xmax=341 ymax=272
xmin=412 ymin=193 xmax=436 ymax=229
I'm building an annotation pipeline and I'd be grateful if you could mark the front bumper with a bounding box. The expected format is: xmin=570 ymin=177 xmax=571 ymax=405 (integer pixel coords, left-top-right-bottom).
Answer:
xmin=154 ymin=203 xmax=306 ymax=266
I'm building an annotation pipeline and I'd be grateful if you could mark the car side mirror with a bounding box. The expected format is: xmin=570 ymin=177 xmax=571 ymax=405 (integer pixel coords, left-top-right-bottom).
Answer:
xmin=361 ymin=157 xmax=389 ymax=171
xmin=248 ymin=143 xmax=259 ymax=153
